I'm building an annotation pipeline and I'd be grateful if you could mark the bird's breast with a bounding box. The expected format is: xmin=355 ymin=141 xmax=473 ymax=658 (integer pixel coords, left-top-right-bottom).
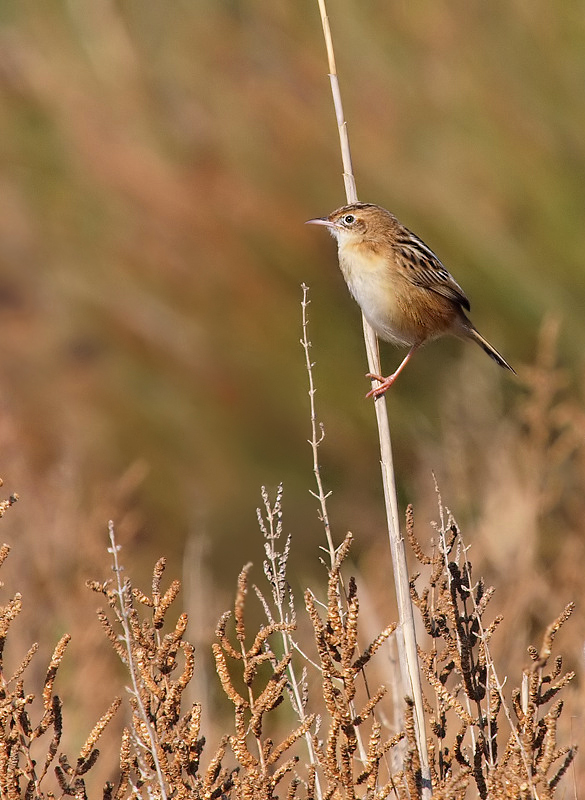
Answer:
xmin=338 ymin=241 xmax=414 ymax=346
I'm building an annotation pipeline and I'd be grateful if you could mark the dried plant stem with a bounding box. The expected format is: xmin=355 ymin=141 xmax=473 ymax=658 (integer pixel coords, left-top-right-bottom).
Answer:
xmin=239 ymin=637 xmax=268 ymax=772
xmin=315 ymin=1 xmax=430 ymax=793
xmin=108 ymin=521 xmax=169 ymax=800
xmin=301 ymin=286 xmax=369 ymax=767
xmin=436 ymin=505 xmax=536 ymax=792
xmin=316 ymin=1 xmax=357 ymax=203
xmin=257 ymin=488 xmax=322 ymax=795
xmin=301 ymin=284 xmax=336 ymax=569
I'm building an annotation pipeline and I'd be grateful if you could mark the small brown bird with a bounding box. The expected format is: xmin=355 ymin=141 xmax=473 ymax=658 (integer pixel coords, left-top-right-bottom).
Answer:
xmin=306 ymin=203 xmax=515 ymax=398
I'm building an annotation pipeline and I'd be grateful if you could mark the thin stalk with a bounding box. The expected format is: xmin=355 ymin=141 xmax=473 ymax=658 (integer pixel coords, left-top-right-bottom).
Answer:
xmin=314 ymin=2 xmax=431 ymax=793
xmin=301 ymin=284 xmax=335 ymax=568
xmin=301 ymin=284 xmax=368 ymax=765
xmin=259 ymin=487 xmax=322 ymax=798
xmin=108 ymin=522 xmax=169 ymax=800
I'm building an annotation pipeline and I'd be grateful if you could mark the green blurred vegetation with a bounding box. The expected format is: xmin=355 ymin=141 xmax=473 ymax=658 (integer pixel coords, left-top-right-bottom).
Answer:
xmin=0 ymin=0 xmax=584 ymax=583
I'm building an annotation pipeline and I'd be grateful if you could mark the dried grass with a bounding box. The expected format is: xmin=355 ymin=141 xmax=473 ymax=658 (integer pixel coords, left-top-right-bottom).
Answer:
xmin=0 ymin=412 xmax=576 ymax=799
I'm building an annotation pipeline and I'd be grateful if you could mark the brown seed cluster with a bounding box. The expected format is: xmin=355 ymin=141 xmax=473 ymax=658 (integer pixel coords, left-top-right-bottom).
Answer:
xmin=407 ymin=503 xmax=576 ymax=799
xmin=0 ymin=539 xmax=119 ymax=798
xmin=0 ymin=476 xmax=576 ymax=799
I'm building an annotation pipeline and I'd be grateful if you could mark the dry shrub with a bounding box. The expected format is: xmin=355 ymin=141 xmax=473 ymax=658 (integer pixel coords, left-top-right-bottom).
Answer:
xmin=0 ymin=472 xmax=577 ymax=799
xmin=0 ymin=514 xmax=121 ymax=798
xmin=408 ymin=501 xmax=576 ymax=799
xmin=86 ymin=516 xmax=407 ymax=800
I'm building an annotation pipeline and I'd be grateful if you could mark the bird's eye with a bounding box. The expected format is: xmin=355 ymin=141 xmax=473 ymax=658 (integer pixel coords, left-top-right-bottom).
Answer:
xmin=343 ymin=214 xmax=356 ymax=225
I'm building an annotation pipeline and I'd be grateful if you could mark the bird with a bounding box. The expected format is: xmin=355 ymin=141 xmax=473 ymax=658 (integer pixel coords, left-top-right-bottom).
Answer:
xmin=306 ymin=202 xmax=515 ymax=398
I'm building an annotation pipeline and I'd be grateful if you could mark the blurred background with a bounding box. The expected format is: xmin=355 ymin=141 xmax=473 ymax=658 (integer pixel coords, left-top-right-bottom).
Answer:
xmin=0 ymin=0 xmax=583 ymax=789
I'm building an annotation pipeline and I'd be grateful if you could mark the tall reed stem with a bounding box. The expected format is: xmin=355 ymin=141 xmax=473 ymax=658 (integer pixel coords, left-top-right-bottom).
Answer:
xmin=314 ymin=2 xmax=431 ymax=793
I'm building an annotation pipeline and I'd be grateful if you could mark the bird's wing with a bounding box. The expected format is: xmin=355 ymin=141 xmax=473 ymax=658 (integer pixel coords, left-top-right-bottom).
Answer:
xmin=394 ymin=229 xmax=471 ymax=311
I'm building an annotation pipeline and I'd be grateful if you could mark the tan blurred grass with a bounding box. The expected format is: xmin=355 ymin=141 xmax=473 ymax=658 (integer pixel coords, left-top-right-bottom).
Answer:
xmin=0 ymin=1 xmax=584 ymax=559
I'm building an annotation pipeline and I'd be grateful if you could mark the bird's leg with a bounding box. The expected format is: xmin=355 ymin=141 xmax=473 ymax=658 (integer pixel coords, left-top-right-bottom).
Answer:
xmin=366 ymin=345 xmax=419 ymax=399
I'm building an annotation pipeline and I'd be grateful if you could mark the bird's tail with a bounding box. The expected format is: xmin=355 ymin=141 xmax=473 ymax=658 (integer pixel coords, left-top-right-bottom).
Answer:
xmin=467 ymin=325 xmax=516 ymax=374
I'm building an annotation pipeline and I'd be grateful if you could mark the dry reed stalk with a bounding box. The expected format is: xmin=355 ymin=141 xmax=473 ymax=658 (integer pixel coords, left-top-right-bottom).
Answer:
xmin=314 ymin=1 xmax=430 ymax=792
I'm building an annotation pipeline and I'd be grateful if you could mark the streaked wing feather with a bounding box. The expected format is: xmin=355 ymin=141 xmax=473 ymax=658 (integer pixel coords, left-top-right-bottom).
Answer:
xmin=395 ymin=230 xmax=471 ymax=311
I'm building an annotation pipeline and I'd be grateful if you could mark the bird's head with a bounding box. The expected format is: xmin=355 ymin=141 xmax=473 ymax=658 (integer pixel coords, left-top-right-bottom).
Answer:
xmin=306 ymin=203 xmax=395 ymax=244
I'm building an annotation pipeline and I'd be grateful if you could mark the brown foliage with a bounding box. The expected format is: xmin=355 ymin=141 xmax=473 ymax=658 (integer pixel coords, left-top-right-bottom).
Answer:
xmin=0 ymin=477 xmax=576 ymax=799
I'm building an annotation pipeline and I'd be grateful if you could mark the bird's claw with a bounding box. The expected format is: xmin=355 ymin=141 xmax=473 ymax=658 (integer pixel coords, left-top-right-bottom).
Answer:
xmin=365 ymin=373 xmax=396 ymax=399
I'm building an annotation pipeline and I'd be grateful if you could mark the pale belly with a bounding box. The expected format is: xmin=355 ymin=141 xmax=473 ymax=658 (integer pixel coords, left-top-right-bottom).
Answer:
xmin=339 ymin=247 xmax=417 ymax=346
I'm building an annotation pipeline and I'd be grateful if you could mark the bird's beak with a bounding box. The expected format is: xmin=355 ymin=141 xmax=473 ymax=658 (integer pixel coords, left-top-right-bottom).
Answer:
xmin=305 ymin=217 xmax=335 ymax=228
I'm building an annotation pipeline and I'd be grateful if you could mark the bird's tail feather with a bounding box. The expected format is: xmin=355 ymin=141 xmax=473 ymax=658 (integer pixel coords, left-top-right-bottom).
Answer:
xmin=467 ymin=326 xmax=516 ymax=374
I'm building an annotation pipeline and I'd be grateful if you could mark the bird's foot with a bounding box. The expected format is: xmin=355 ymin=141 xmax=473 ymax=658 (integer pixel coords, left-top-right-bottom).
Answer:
xmin=365 ymin=372 xmax=397 ymax=399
